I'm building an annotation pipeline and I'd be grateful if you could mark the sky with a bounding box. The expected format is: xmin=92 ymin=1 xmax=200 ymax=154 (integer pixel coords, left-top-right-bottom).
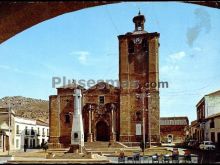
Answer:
xmin=0 ymin=2 xmax=220 ymax=122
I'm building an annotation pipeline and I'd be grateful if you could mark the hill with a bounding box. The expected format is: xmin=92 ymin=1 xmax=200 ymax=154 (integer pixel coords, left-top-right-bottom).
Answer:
xmin=0 ymin=96 xmax=49 ymax=122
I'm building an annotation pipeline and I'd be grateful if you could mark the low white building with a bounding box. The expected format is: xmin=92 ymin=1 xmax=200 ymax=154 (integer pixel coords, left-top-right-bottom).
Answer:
xmin=14 ymin=117 xmax=49 ymax=150
xmin=0 ymin=107 xmax=49 ymax=152
xmin=192 ymin=90 xmax=220 ymax=146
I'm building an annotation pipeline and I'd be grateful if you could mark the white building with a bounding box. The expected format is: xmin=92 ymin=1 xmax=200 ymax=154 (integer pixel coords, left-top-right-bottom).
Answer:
xmin=14 ymin=117 xmax=49 ymax=150
xmin=0 ymin=107 xmax=49 ymax=152
xmin=192 ymin=90 xmax=220 ymax=145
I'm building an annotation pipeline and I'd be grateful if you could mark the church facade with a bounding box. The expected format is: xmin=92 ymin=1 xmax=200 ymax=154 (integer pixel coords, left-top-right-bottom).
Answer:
xmin=48 ymin=13 xmax=160 ymax=148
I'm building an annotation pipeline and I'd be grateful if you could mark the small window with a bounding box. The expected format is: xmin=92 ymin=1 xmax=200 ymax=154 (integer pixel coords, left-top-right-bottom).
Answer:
xmin=128 ymin=40 xmax=134 ymax=54
xmin=25 ymin=126 xmax=28 ymax=135
xmin=42 ymin=128 xmax=45 ymax=136
xmin=31 ymin=127 xmax=34 ymax=136
xmin=137 ymin=22 xmax=142 ymax=30
xmin=37 ymin=127 xmax=40 ymax=135
xmin=65 ymin=114 xmax=70 ymax=123
xmin=16 ymin=139 xmax=19 ymax=148
xmin=136 ymin=111 xmax=142 ymax=121
xmin=16 ymin=125 xmax=19 ymax=134
xmin=99 ymin=96 xmax=105 ymax=104
xmin=210 ymin=120 xmax=215 ymax=128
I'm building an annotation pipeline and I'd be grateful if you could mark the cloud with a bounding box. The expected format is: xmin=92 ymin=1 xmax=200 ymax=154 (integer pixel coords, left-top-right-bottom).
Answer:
xmin=70 ymin=51 xmax=89 ymax=65
xmin=0 ymin=65 xmax=10 ymax=70
xmin=186 ymin=8 xmax=211 ymax=47
xmin=193 ymin=47 xmax=202 ymax=52
xmin=160 ymin=51 xmax=186 ymax=84
xmin=169 ymin=51 xmax=186 ymax=62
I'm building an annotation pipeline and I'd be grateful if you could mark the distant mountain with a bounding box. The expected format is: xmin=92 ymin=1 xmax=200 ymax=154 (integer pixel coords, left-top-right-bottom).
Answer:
xmin=0 ymin=96 xmax=49 ymax=122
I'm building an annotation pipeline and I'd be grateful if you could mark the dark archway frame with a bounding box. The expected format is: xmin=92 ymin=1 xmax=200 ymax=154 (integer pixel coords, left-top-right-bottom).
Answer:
xmin=0 ymin=1 xmax=219 ymax=44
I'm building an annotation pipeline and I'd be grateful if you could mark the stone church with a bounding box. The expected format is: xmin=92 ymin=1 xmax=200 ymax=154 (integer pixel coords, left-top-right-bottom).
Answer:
xmin=48 ymin=12 xmax=160 ymax=148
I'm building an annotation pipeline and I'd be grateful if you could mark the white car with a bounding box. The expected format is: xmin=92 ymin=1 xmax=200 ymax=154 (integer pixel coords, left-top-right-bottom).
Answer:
xmin=199 ymin=141 xmax=216 ymax=150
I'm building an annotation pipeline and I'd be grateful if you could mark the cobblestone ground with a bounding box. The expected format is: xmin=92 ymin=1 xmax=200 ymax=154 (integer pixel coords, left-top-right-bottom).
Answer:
xmin=107 ymin=155 xmax=198 ymax=164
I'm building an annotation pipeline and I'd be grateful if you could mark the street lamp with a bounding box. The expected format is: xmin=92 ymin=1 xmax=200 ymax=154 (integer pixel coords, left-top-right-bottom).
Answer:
xmin=136 ymin=87 xmax=151 ymax=156
xmin=5 ymin=101 xmax=12 ymax=156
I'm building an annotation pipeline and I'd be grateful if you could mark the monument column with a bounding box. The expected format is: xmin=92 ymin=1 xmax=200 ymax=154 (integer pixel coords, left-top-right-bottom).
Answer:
xmin=110 ymin=104 xmax=116 ymax=142
xmin=87 ymin=105 xmax=93 ymax=142
xmin=69 ymin=89 xmax=84 ymax=153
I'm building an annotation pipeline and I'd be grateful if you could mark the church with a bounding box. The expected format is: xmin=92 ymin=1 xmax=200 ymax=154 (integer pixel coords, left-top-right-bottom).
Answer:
xmin=48 ymin=12 xmax=160 ymax=148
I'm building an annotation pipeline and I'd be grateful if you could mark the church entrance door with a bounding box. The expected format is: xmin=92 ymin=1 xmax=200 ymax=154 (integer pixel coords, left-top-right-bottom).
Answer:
xmin=96 ymin=121 xmax=110 ymax=141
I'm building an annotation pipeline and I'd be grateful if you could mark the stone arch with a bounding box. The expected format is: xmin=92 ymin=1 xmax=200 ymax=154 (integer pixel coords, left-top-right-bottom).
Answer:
xmin=0 ymin=2 xmax=219 ymax=44
xmin=95 ymin=119 xmax=110 ymax=141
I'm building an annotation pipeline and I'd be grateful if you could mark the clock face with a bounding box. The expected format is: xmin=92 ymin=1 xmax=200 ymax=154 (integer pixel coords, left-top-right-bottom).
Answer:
xmin=134 ymin=37 xmax=142 ymax=44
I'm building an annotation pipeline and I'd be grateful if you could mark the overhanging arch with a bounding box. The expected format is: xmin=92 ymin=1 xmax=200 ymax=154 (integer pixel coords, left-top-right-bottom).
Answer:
xmin=0 ymin=1 xmax=219 ymax=44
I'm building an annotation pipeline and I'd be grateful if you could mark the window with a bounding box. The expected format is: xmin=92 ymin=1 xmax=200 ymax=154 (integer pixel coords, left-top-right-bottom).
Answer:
xmin=16 ymin=139 xmax=19 ymax=148
xmin=65 ymin=114 xmax=70 ymax=123
xmin=25 ymin=126 xmax=28 ymax=135
xmin=16 ymin=125 xmax=19 ymax=134
xmin=128 ymin=40 xmax=134 ymax=54
xmin=37 ymin=127 xmax=40 ymax=135
xmin=31 ymin=127 xmax=34 ymax=136
xmin=42 ymin=128 xmax=45 ymax=136
xmin=47 ymin=129 xmax=49 ymax=137
xmin=136 ymin=111 xmax=141 ymax=121
xmin=137 ymin=22 xmax=142 ymax=30
xmin=210 ymin=120 xmax=215 ymax=128
xmin=99 ymin=96 xmax=105 ymax=104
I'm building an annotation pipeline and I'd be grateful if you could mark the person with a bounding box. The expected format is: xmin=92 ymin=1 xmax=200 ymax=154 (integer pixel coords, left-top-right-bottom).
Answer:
xmin=108 ymin=142 xmax=111 ymax=148
xmin=24 ymin=143 xmax=27 ymax=152
xmin=184 ymin=149 xmax=191 ymax=162
xmin=118 ymin=149 xmax=125 ymax=163
xmin=172 ymin=148 xmax=179 ymax=162
xmin=42 ymin=142 xmax=48 ymax=152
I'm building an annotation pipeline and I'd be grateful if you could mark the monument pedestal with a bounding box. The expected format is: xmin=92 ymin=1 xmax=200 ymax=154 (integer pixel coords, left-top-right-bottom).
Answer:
xmin=110 ymin=133 xmax=116 ymax=142
xmin=87 ymin=133 xmax=93 ymax=142
xmin=68 ymin=144 xmax=82 ymax=153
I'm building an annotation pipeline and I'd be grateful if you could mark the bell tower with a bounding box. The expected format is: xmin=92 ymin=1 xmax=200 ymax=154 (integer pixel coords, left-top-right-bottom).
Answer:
xmin=118 ymin=12 xmax=160 ymax=143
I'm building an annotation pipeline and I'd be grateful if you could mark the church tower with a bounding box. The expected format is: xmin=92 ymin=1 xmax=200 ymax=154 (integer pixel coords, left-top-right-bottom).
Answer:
xmin=118 ymin=12 xmax=160 ymax=143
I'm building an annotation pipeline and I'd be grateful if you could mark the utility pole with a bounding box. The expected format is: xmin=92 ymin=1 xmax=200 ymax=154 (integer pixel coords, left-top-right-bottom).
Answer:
xmin=136 ymin=88 xmax=150 ymax=156
xmin=8 ymin=102 xmax=11 ymax=156
xmin=142 ymin=91 xmax=146 ymax=156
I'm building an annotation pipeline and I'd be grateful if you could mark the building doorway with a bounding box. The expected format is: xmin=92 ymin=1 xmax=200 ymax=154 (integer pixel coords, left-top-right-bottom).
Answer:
xmin=96 ymin=121 xmax=110 ymax=141
xmin=24 ymin=138 xmax=28 ymax=148
xmin=33 ymin=139 xmax=35 ymax=148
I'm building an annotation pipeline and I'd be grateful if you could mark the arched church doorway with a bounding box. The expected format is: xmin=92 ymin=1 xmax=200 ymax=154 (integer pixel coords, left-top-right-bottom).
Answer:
xmin=96 ymin=121 xmax=110 ymax=141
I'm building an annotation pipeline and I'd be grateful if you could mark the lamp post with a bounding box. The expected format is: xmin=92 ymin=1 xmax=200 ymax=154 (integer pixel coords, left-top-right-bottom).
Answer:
xmin=136 ymin=87 xmax=150 ymax=156
xmin=8 ymin=102 xmax=11 ymax=156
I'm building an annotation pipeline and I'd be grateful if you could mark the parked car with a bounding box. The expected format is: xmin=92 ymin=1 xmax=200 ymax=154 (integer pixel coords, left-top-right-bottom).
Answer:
xmin=199 ymin=141 xmax=216 ymax=150
xmin=188 ymin=140 xmax=199 ymax=148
